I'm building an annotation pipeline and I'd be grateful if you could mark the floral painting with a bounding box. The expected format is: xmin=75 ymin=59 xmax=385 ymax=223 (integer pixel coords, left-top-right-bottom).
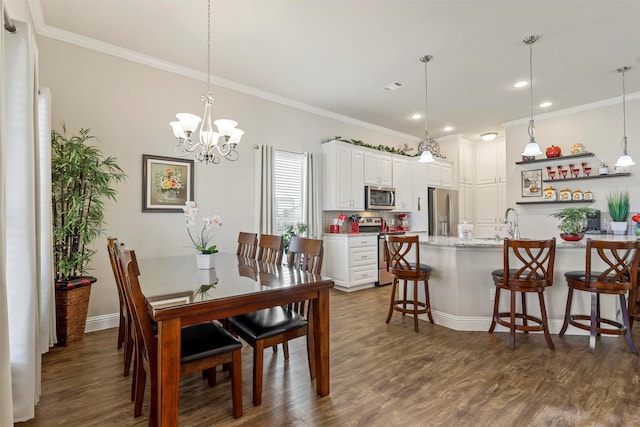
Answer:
xmin=142 ymin=154 xmax=194 ymax=212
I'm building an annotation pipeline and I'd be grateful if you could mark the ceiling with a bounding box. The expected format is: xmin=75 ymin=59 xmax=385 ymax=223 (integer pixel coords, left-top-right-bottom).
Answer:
xmin=27 ymin=0 xmax=640 ymax=142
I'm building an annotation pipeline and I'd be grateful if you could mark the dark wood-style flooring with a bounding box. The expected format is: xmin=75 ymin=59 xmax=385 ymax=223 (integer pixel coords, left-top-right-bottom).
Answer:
xmin=18 ymin=286 xmax=640 ymax=426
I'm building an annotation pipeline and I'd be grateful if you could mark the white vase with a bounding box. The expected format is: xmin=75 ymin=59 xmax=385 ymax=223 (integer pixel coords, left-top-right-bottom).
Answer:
xmin=196 ymin=253 xmax=215 ymax=269
xmin=610 ymin=221 xmax=628 ymax=235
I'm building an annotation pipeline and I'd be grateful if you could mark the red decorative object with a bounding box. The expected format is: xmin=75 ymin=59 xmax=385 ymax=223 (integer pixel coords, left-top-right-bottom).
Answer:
xmin=350 ymin=222 xmax=360 ymax=233
xmin=560 ymin=233 xmax=584 ymax=242
xmin=546 ymin=145 xmax=562 ymax=158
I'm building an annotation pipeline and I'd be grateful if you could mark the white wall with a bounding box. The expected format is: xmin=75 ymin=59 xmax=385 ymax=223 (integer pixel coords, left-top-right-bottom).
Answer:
xmin=504 ymin=97 xmax=640 ymax=239
xmin=36 ymin=36 xmax=414 ymax=322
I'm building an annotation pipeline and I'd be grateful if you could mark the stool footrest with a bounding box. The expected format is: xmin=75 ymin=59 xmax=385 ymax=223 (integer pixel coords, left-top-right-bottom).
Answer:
xmin=567 ymin=315 xmax=627 ymax=336
xmin=493 ymin=312 xmax=545 ymax=333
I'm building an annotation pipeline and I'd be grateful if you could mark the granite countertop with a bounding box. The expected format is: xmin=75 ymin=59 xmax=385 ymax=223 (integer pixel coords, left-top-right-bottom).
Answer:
xmin=419 ymin=234 xmax=639 ymax=248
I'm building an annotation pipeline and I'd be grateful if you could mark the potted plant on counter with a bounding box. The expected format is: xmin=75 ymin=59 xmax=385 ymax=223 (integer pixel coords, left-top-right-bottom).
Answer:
xmin=52 ymin=125 xmax=126 ymax=345
xmin=608 ymin=190 xmax=630 ymax=235
xmin=550 ymin=207 xmax=596 ymax=241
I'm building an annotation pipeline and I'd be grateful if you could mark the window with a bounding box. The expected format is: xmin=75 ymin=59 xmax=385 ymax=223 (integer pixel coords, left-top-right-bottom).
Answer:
xmin=274 ymin=150 xmax=305 ymax=235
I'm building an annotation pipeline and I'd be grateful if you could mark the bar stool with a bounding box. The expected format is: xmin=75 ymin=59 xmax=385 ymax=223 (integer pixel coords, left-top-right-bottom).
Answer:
xmin=385 ymin=235 xmax=434 ymax=332
xmin=488 ymin=238 xmax=556 ymax=350
xmin=559 ymin=239 xmax=640 ymax=354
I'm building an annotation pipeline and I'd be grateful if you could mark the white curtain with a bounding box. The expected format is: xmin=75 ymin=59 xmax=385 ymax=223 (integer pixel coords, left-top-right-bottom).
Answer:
xmin=304 ymin=152 xmax=321 ymax=238
xmin=1 ymin=16 xmax=54 ymax=423
xmin=255 ymin=145 xmax=275 ymax=234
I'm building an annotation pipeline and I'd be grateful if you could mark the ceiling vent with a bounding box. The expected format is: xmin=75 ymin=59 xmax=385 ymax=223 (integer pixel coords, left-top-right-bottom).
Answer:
xmin=382 ymin=81 xmax=405 ymax=92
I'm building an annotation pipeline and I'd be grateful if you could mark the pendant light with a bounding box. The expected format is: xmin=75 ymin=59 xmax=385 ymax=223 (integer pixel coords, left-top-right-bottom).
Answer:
xmin=418 ymin=55 xmax=436 ymax=163
xmin=169 ymin=0 xmax=243 ymax=165
xmin=521 ymin=35 xmax=543 ymax=157
xmin=614 ymin=66 xmax=634 ymax=168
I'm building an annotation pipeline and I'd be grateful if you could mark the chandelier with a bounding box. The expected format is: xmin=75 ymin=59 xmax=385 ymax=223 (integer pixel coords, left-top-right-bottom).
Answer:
xmin=614 ymin=66 xmax=634 ymax=168
xmin=521 ymin=35 xmax=543 ymax=157
xmin=418 ymin=55 xmax=437 ymax=163
xmin=169 ymin=0 xmax=243 ymax=165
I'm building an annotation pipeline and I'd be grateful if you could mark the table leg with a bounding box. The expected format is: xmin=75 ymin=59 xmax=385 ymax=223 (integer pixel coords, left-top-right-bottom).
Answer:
xmin=312 ymin=289 xmax=330 ymax=396
xmin=157 ymin=318 xmax=181 ymax=426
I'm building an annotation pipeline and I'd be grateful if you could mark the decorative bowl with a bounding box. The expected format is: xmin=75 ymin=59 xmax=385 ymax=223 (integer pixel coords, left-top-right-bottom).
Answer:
xmin=560 ymin=233 xmax=584 ymax=242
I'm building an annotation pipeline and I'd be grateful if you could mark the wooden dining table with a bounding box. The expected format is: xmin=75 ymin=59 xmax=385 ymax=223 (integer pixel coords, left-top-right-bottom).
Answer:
xmin=137 ymin=253 xmax=334 ymax=426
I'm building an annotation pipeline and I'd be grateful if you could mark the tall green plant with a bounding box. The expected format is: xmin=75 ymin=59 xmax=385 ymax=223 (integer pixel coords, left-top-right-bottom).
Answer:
xmin=607 ymin=190 xmax=629 ymax=222
xmin=52 ymin=125 xmax=126 ymax=280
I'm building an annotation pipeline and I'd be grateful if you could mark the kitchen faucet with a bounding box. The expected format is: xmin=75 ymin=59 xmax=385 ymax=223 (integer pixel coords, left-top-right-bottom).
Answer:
xmin=502 ymin=207 xmax=520 ymax=240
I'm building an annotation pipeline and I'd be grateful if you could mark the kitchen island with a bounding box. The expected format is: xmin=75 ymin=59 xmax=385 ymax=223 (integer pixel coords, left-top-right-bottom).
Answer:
xmin=415 ymin=234 xmax=637 ymax=335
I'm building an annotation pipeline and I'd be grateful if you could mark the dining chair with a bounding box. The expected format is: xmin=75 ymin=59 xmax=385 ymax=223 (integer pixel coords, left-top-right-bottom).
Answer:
xmin=256 ymin=234 xmax=284 ymax=264
xmin=559 ymin=238 xmax=640 ymax=354
xmin=488 ymin=238 xmax=556 ymax=350
xmin=117 ymin=247 xmax=243 ymax=422
xmin=226 ymin=236 xmax=323 ymax=406
xmin=236 ymin=232 xmax=258 ymax=258
xmin=107 ymin=237 xmax=134 ymax=376
xmin=385 ymin=235 xmax=434 ymax=332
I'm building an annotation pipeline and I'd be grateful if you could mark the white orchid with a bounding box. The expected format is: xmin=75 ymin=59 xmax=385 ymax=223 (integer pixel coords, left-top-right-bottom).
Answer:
xmin=183 ymin=201 xmax=222 ymax=254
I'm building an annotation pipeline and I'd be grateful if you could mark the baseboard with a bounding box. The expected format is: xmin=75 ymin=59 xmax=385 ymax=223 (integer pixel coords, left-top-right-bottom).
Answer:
xmin=85 ymin=313 xmax=119 ymax=333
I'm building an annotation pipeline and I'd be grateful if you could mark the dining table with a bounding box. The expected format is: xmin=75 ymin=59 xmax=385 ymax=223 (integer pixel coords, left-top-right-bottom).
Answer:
xmin=137 ymin=252 xmax=335 ymax=426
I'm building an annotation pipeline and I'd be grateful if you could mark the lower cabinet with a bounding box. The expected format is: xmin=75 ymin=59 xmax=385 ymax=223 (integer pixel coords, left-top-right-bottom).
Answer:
xmin=322 ymin=234 xmax=378 ymax=292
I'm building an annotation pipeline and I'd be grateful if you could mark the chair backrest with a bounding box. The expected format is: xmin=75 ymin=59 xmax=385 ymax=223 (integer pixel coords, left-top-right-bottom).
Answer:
xmin=287 ymin=236 xmax=323 ymax=274
xmin=237 ymin=255 xmax=258 ymax=281
xmin=118 ymin=247 xmax=157 ymax=368
xmin=386 ymin=235 xmax=423 ymax=279
xmin=257 ymin=234 xmax=284 ymax=265
xmin=583 ymin=238 xmax=640 ymax=291
xmin=107 ymin=237 xmax=125 ymax=305
xmin=502 ymin=238 xmax=556 ymax=289
xmin=236 ymin=232 xmax=258 ymax=258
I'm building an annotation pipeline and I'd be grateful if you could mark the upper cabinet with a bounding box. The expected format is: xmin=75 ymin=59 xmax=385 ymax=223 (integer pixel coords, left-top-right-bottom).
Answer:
xmin=392 ymin=157 xmax=413 ymax=211
xmin=364 ymin=152 xmax=393 ymax=186
xmin=323 ymin=141 xmax=364 ymax=211
xmin=475 ymin=140 xmax=505 ymax=184
xmin=426 ymin=159 xmax=454 ymax=188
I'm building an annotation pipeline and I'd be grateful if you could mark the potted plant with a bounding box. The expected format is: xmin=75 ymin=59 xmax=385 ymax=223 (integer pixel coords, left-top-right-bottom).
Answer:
xmin=549 ymin=207 xmax=596 ymax=241
xmin=52 ymin=125 xmax=126 ymax=345
xmin=608 ymin=190 xmax=630 ymax=235
xmin=282 ymin=223 xmax=308 ymax=254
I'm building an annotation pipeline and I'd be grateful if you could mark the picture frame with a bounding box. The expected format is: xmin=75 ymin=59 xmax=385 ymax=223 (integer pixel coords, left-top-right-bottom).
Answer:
xmin=521 ymin=169 xmax=542 ymax=197
xmin=142 ymin=154 xmax=194 ymax=212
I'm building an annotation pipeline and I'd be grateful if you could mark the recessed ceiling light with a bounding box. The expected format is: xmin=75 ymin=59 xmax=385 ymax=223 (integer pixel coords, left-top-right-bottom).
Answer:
xmin=481 ymin=132 xmax=499 ymax=141
xmin=411 ymin=113 xmax=422 ymax=120
xmin=539 ymin=101 xmax=553 ymax=108
xmin=443 ymin=126 xmax=453 ymax=132
xmin=513 ymin=81 xmax=528 ymax=88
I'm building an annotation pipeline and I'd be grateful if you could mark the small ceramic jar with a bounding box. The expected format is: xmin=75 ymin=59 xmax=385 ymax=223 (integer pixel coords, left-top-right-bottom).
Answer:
xmin=543 ymin=186 xmax=557 ymax=201
xmin=583 ymin=190 xmax=593 ymax=200
xmin=571 ymin=143 xmax=585 ymax=155
xmin=572 ymin=189 xmax=583 ymax=201
xmin=559 ymin=188 xmax=572 ymax=201
xmin=599 ymin=162 xmax=609 ymax=175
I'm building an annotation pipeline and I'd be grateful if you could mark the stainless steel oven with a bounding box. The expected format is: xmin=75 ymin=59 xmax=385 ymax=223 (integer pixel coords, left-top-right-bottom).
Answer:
xmin=377 ymin=232 xmax=406 ymax=286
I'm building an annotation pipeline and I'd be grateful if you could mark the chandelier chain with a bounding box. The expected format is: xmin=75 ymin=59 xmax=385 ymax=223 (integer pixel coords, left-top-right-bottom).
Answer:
xmin=421 ymin=55 xmax=432 ymax=140
xmin=206 ymin=0 xmax=211 ymax=92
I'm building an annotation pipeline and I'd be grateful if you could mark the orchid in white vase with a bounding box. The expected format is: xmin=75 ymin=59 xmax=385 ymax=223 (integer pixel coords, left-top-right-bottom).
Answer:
xmin=183 ymin=201 xmax=222 ymax=254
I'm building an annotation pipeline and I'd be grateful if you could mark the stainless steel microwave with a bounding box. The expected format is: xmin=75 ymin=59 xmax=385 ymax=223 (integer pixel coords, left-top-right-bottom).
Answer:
xmin=365 ymin=186 xmax=396 ymax=210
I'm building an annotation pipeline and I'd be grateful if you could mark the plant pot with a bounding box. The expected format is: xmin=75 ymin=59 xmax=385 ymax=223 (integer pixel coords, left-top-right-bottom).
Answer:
xmin=610 ymin=221 xmax=628 ymax=235
xmin=55 ymin=276 xmax=97 ymax=346
xmin=560 ymin=233 xmax=584 ymax=242
xmin=196 ymin=253 xmax=216 ymax=269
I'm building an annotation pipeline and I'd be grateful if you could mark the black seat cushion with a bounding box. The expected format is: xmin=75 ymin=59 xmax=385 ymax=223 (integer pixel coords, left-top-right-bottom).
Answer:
xmin=409 ymin=262 xmax=432 ymax=272
xmin=180 ymin=322 xmax=242 ymax=363
xmin=564 ymin=270 xmax=602 ymax=281
xmin=227 ymin=307 xmax=308 ymax=341
xmin=492 ymin=268 xmax=545 ymax=280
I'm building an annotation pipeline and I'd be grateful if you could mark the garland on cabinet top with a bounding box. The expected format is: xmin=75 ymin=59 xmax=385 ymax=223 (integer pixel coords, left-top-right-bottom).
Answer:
xmin=323 ymin=136 xmax=446 ymax=159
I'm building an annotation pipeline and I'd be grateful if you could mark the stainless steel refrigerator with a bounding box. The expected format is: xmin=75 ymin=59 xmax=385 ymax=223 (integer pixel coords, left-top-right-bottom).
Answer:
xmin=427 ymin=187 xmax=459 ymax=236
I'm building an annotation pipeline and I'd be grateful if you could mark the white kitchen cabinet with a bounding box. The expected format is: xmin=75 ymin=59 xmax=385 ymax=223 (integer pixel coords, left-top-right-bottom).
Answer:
xmin=460 ymin=182 xmax=474 ymax=222
xmin=392 ymin=157 xmax=413 ymax=211
xmin=323 ymin=140 xmax=364 ymax=210
xmin=364 ymin=152 xmax=393 ymax=186
xmin=475 ymin=139 xmax=506 ymax=184
xmin=322 ymin=234 xmax=378 ymax=292
xmin=474 ymin=140 xmax=506 ymax=238
xmin=426 ymin=159 xmax=454 ymax=188
xmin=459 ymin=140 xmax=474 ymax=184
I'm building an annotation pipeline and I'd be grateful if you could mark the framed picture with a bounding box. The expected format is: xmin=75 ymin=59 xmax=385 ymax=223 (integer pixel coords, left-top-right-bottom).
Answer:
xmin=521 ymin=169 xmax=542 ymax=197
xmin=142 ymin=154 xmax=194 ymax=212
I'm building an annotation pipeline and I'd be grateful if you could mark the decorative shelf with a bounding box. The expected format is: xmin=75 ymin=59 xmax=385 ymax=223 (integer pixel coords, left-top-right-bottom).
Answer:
xmin=516 ymin=200 xmax=595 ymax=205
xmin=515 ymin=152 xmax=594 ymax=165
xmin=541 ymin=172 xmax=631 ymax=183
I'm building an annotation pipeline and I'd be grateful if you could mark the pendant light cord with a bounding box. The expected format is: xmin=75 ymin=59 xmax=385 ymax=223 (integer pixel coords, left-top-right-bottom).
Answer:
xmin=525 ymin=35 xmax=538 ymax=143
xmin=206 ymin=0 xmax=212 ymax=94
xmin=622 ymin=67 xmax=627 ymax=141
xmin=421 ymin=55 xmax=432 ymax=141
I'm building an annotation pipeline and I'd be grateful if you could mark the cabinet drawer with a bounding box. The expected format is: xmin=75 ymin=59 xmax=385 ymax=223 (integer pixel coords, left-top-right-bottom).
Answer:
xmin=348 ymin=235 xmax=377 ymax=249
xmin=349 ymin=265 xmax=377 ymax=285
xmin=349 ymin=247 xmax=377 ymax=267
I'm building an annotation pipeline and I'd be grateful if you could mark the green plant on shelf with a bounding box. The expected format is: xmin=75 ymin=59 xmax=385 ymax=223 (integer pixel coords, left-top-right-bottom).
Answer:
xmin=549 ymin=207 xmax=596 ymax=234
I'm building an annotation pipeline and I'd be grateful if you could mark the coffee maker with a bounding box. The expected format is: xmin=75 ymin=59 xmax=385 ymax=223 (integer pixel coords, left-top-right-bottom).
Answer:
xmin=584 ymin=210 xmax=602 ymax=233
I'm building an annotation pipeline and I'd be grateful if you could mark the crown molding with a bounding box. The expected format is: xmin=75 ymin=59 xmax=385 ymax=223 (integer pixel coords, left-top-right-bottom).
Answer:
xmin=27 ymin=0 xmax=419 ymax=142
xmin=503 ymin=92 xmax=640 ymax=128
